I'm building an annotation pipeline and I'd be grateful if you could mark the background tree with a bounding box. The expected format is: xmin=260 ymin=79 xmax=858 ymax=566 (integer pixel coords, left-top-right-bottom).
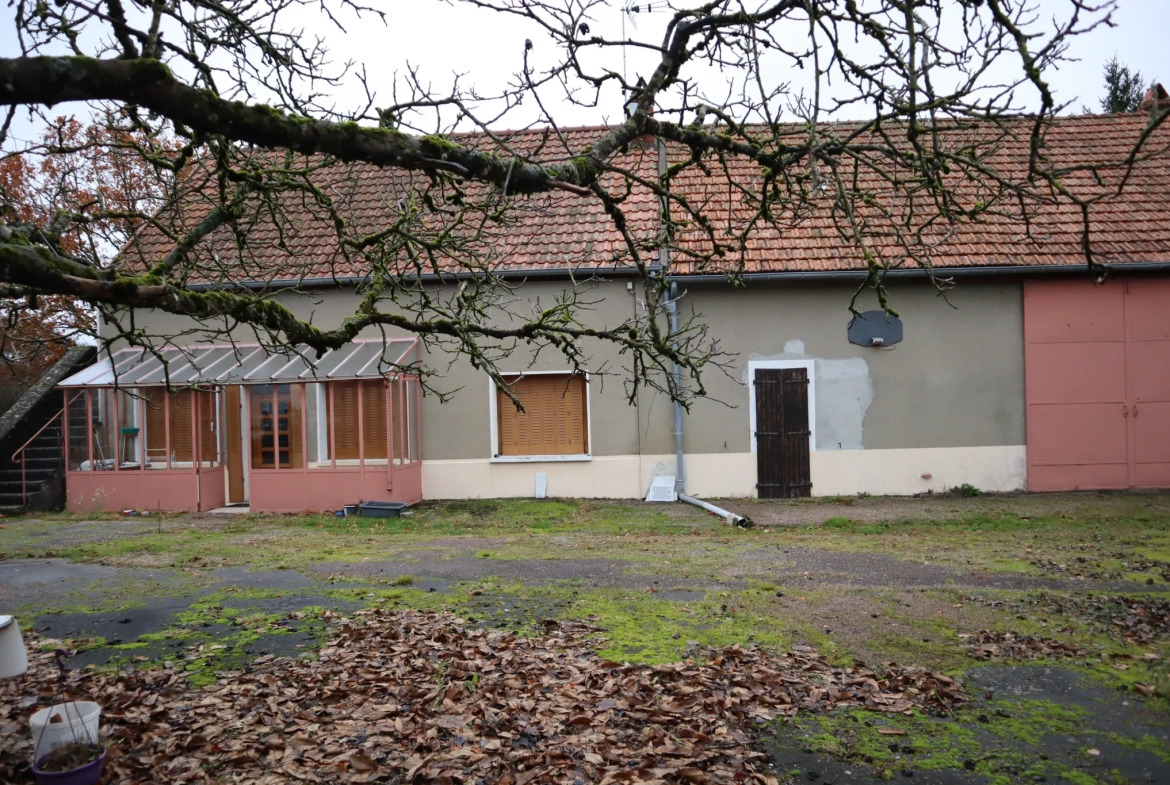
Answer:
xmin=0 ymin=0 xmax=1168 ymax=405
xmin=1099 ymin=55 xmax=1148 ymax=113
xmin=0 ymin=114 xmax=178 ymax=410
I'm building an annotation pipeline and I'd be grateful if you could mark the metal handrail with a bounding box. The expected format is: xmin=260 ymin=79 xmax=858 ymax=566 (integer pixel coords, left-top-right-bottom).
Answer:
xmin=10 ymin=408 xmax=64 ymax=505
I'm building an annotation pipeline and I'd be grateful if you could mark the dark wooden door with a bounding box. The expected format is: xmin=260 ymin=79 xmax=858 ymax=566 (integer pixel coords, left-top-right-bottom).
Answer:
xmin=755 ymin=368 xmax=812 ymax=498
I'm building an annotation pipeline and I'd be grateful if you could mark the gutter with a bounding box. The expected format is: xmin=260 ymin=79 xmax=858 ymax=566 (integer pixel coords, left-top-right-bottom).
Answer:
xmin=184 ymin=261 xmax=1170 ymax=293
xmin=680 ymin=261 xmax=1170 ymax=284
xmin=186 ymin=265 xmax=658 ymax=292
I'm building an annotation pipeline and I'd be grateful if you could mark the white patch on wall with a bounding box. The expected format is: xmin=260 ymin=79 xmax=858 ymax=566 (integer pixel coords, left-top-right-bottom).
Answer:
xmin=746 ymin=346 xmax=874 ymax=451
xmin=814 ymin=358 xmax=873 ymax=450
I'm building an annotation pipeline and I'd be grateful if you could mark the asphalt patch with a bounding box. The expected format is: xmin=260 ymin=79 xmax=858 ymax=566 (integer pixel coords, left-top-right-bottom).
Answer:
xmin=755 ymin=547 xmax=1170 ymax=593
xmin=763 ymin=665 xmax=1170 ymax=784
xmin=310 ymin=556 xmax=733 ymax=590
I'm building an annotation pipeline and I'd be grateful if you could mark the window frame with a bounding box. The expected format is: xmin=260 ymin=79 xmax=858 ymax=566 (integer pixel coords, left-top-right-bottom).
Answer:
xmin=488 ymin=371 xmax=593 ymax=463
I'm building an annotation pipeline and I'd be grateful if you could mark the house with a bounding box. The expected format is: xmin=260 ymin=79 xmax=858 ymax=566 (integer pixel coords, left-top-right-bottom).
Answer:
xmin=54 ymin=113 xmax=1170 ymax=512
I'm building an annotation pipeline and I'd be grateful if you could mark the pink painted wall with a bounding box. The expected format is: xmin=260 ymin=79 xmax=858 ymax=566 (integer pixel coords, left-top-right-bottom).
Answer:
xmin=249 ymin=465 xmax=423 ymax=513
xmin=1025 ymin=278 xmax=1170 ymax=491
xmin=67 ymin=471 xmax=200 ymax=513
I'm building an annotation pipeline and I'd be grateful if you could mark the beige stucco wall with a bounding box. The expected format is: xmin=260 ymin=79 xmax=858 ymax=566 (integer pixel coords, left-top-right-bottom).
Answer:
xmin=679 ymin=278 xmax=1026 ymax=454
xmin=105 ymin=276 xmax=1027 ymax=499
xmin=103 ymin=277 xmax=671 ymax=459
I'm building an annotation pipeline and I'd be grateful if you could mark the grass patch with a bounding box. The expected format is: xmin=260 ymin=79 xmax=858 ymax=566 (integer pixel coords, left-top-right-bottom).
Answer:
xmin=784 ymin=697 xmax=1093 ymax=784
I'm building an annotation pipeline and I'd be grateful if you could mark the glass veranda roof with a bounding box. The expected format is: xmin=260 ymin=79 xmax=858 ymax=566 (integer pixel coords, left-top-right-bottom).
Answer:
xmin=59 ymin=338 xmax=420 ymax=387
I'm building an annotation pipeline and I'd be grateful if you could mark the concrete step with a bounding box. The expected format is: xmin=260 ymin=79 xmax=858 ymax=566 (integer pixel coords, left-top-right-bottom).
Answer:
xmin=0 ymin=466 xmax=55 ymax=482
xmin=17 ymin=443 xmax=62 ymax=458
xmin=15 ymin=456 xmax=61 ymax=471
xmin=0 ymin=478 xmax=50 ymax=495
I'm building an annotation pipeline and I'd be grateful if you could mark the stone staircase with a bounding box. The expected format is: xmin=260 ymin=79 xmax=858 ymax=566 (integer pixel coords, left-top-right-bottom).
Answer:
xmin=0 ymin=419 xmax=65 ymax=512
xmin=0 ymin=347 xmax=95 ymax=515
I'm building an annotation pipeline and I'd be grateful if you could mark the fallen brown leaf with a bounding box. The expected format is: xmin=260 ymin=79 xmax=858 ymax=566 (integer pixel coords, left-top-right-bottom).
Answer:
xmin=1 ymin=611 xmax=966 ymax=785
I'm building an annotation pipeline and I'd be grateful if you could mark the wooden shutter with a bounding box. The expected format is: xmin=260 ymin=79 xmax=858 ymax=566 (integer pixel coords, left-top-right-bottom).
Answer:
xmin=332 ymin=381 xmax=360 ymax=460
xmin=497 ymin=374 xmax=588 ymax=456
xmin=169 ymin=391 xmax=194 ymax=463
xmin=361 ymin=381 xmax=388 ymax=460
xmin=197 ymin=390 xmax=217 ymax=463
xmin=144 ymin=388 xmax=166 ymax=463
xmin=286 ymin=385 xmax=303 ymax=468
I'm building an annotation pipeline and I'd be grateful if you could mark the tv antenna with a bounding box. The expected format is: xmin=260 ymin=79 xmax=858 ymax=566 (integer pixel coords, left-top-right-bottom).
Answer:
xmin=621 ymin=2 xmax=670 ymax=84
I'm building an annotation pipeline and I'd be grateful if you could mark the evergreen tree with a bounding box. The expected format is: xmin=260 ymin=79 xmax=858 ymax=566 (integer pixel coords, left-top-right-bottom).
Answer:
xmin=1100 ymin=56 xmax=1146 ymax=113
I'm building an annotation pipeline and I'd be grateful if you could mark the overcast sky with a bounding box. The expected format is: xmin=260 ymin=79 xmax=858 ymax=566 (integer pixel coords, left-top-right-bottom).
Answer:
xmin=336 ymin=0 xmax=1170 ymax=129
xmin=2 ymin=0 xmax=1167 ymax=142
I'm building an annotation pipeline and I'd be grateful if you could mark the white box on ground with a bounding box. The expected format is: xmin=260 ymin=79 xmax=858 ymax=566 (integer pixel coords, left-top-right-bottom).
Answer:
xmin=645 ymin=476 xmax=677 ymax=502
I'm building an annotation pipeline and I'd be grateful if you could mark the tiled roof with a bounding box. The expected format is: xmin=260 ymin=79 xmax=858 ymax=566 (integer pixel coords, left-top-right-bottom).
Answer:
xmin=671 ymin=114 xmax=1170 ymax=274
xmin=123 ymin=114 xmax=1169 ymax=281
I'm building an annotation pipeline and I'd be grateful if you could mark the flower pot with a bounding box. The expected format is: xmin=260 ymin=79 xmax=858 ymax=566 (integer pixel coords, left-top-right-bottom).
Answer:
xmin=0 ymin=614 xmax=28 ymax=679
xmin=30 ymin=702 xmax=101 ymax=760
xmin=31 ymin=745 xmax=106 ymax=785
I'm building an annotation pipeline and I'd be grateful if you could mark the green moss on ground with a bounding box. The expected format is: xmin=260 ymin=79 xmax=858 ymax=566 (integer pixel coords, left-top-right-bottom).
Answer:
xmin=785 ymin=698 xmax=1119 ymax=784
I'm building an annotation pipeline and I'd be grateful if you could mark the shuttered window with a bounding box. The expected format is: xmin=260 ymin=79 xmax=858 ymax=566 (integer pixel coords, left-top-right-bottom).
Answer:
xmin=330 ymin=380 xmax=388 ymax=462
xmin=333 ymin=381 xmax=361 ymax=461
xmin=362 ymin=382 xmax=388 ymax=460
xmin=143 ymin=388 xmax=216 ymax=466
xmin=497 ymin=374 xmax=588 ymax=457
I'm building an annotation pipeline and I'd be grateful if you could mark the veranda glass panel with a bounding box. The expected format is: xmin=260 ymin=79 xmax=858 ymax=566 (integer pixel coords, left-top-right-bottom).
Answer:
xmin=195 ymin=389 xmax=220 ymax=467
xmin=142 ymin=388 xmax=169 ymax=468
xmin=390 ymin=379 xmax=404 ymax=466
xmin=406 ymin=379 xmax=420 ymax=463
xmin=306 ymin=383 xmax=329 ymax=465
xmin=116 ymin=388 xmax=142 ymax=467
xmin=66 ymin=391 xmax=88 ymax=471
xmin=89 ymin=389 xmax=118 ymax=470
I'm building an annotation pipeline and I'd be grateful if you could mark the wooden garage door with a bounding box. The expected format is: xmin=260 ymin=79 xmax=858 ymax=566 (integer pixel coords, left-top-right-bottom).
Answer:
xmin=1025 ymin=279 xmax=1170 ymax=491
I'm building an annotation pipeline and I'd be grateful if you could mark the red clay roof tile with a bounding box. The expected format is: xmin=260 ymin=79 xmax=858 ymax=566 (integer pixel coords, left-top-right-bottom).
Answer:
xmin=123 ymin=115 xmax=1169 ymax=281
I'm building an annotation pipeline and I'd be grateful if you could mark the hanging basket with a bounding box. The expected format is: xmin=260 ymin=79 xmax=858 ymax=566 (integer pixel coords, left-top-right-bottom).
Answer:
xmin=30 ymin=745 xmax=106 ymax=785
xmin=28 ymin=652 xmax=105 ymax=785
xmin=29 ymin=702 xmax=101 ymax=760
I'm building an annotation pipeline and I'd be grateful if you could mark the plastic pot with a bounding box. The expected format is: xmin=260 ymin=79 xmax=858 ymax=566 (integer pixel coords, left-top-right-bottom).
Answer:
xmin=30 ymin=702 xmax=101 ymax=760
xmin=31 ymin=745 xmax=106 ymax=785
xmin=0 ymin=615 xmax=28 ymax=679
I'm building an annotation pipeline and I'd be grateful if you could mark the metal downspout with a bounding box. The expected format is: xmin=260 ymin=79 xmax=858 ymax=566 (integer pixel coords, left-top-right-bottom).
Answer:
xmin=667 ymin=280 xmax=685 ymax=498
xmin=659 ymin=140 xmax=748 ymax=526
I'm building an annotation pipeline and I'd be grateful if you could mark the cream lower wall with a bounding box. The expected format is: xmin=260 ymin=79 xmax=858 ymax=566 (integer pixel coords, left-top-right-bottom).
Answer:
xmin=810 ymin=445 xmax=1027 ymax=496
xmin=421 ymin=445 xmax=1027 ymax=499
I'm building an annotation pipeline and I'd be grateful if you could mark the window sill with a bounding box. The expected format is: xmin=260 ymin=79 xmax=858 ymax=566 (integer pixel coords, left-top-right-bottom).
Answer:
xmin=490 ymin=454 xmax=592 ymax=463
xmin=308 ymin=459 xmax=389 ymax=468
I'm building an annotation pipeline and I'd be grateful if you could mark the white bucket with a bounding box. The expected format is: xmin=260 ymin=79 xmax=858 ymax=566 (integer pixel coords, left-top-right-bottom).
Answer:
xmin=30 ymin=701 xmax=102 ymax=760
xmin=0 ymin=615 xmax=28 ymax=679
